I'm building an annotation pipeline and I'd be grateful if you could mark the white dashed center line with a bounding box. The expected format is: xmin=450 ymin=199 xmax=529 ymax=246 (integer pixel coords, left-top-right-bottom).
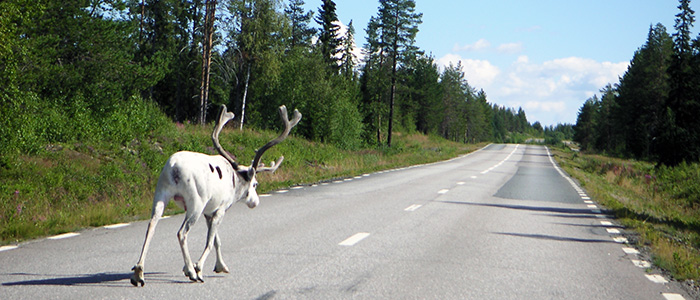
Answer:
xmin=481 ymin=144 xmax=519 ymax=174
xmin=339 ymin=232 xmax=370 ymax=246
xmin=404 ymin=204 xmax=422 ymax=211
xmin=437 ymin=189 xmax=449 ymax=194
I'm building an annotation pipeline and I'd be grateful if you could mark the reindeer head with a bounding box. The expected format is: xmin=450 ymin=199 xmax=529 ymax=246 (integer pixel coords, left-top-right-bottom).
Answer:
xmin=211 ymin=105 xmax=301 ymax=209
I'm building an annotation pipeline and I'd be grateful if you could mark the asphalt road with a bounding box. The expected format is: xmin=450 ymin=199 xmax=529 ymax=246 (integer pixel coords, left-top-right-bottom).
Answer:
xmin=0 ymin=144 xmax=691 ymax=299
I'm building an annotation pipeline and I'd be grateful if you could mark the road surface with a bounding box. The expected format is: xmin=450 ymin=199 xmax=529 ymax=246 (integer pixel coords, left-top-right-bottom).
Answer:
xmin=0 ymin=144 xmax=691 ymax=299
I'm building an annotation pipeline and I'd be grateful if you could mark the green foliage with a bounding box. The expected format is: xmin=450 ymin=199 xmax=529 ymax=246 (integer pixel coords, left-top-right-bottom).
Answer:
xmin=574 ymin=1 xmax=700 ymax=165
xmin=555 ymin=150 xmax=700 ymax=282
xmin=0 ymin=107 xmax=480 ymax=244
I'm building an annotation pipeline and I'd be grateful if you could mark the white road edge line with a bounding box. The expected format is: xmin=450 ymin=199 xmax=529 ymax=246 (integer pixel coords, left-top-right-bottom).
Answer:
xmin=47 ymin=232 xmax=80 ymax=240
xmin=103 ymin=223 xmax=130 ymax=229
xmin=0 ymin=245 xmax=19 ymax=252
xmin=631 ymin=259 xmax=651 ymax=268
xmin=645 ymin=274 xmax=668 ymax=284
xmin=339 ymin=232 xmax=370 ymax=246
xmin=662 ymin=293 xmax=686 ymax=300
xmin=622 ymin=247 xmax=640 ymax=255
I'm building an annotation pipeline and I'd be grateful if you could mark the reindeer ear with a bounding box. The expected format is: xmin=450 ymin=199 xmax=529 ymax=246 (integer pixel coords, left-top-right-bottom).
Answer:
xmin=247 ymin=166 xmax=256 ymax=180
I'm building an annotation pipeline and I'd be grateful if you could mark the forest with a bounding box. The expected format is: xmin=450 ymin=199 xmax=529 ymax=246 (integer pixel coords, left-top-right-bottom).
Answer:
xmin=0 ymin=0 xmax=544 ymax=160
xmin=574 ymin=0 xmax=700 ymax=166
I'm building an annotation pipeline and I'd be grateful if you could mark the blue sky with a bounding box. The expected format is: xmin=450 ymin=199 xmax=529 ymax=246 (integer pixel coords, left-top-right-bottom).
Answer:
xmin=302 ymin=0 xmax=699 ymax=126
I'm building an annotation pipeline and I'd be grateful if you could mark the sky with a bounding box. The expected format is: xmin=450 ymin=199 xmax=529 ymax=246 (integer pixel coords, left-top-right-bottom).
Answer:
xmin=302 ymin=0 xmax=700 ymax=126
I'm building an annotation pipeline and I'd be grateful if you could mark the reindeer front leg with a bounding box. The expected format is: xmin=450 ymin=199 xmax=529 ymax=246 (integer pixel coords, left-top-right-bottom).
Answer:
xmin=213 ymin=233 xmax=230 ymax=273
xmin=196 ymin=210 xmax=228 ymax=277
xmin=178 ymin=210 xmax=203 ymax=282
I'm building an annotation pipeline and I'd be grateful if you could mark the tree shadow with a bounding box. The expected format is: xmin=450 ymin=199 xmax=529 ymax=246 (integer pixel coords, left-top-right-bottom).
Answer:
xmin=492 ymin=232 xmax=616 ymax=244
xmin=439 ymin=200 xmax=610 ymax=215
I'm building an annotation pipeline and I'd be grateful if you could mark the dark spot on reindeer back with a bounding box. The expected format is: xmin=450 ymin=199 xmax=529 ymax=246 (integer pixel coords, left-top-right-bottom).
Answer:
xmin=172 ymin=167 xmax=181 ymax=185
xmin=215 ymin=166 xmax=222 ymax=179
xmin=209 ymin=164 xmax=215 ymax=173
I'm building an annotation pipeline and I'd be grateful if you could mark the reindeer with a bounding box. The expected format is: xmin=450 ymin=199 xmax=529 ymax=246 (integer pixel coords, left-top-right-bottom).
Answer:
xmin=130 ymin=105 xmax=301 ymax=287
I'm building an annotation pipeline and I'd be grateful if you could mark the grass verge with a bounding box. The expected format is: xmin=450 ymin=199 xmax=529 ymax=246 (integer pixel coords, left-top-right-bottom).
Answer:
xmin=552 ymin=147 xmax=700 ymax=285
xmin=0 ymin=123 xmax=483 ymax=245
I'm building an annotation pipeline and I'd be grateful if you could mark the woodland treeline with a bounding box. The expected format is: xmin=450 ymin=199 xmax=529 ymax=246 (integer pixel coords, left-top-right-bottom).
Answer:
xmin=574 ymin=0 xmax=700 ymax=166
xmin=0 ymin=0 xmax=538 ymax=156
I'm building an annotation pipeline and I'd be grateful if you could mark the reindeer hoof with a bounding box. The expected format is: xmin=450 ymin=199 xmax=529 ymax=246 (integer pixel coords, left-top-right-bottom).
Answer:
xmin=214 ymin=262 xmax=230 ymax=274
xmin=195 ymin=266 xmax=204 ymax=282
xmin=184 ymin=266 xmax=204 ymax=282
xmin=131 ymin=266 xmax=145 ymax=287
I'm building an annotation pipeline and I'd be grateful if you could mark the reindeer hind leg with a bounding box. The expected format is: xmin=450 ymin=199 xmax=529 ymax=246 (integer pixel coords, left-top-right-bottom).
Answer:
xmin=131 ymin=194 xmax=168 ymax=287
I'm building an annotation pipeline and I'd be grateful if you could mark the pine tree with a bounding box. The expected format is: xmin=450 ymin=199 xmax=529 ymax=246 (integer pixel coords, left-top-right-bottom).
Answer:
xmin=285 ymin=0 xmax=315 ymax=49
xmin=315 ymin=0 xmax=342 ymax=71
xmin=574 ymin=96 xmax=600 ymax=151
xmin=376 ymin=0 xmax=422 ymax=146
xmin=616 ymin=23 xmax=672 ymax=160
xmin=660 ymin=0 xmax=700 ymax=164
xmin=340 ymin=20 xmax=357 ymax=79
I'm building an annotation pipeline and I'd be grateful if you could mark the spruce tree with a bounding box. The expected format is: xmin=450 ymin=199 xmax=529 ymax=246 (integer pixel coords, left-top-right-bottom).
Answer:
xmin=285 ymin=0 xmax=315 ymax=49
xmin=315 ymin=0 xmax=342 ymax=71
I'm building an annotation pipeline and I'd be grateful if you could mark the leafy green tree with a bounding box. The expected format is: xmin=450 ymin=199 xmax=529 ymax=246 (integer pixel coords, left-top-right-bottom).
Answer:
xmin=128 ymin=0 xmax=203 ymax=121
xmin=226 ymin=0 xmax=286 ymax=129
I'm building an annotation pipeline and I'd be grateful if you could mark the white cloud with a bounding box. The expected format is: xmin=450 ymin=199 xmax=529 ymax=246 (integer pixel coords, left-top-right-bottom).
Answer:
xmin=453 ymin=39 xmax=523 ymax=55
xmin=497 ymin=42 xmax=523 ymax=54
xmin=436 ymin=53 xmax=628 ymax=125
xmin=436 ymin=53 xmax=500 ymax=88
xmin=452 ymin=39 xmax=491 ymax=52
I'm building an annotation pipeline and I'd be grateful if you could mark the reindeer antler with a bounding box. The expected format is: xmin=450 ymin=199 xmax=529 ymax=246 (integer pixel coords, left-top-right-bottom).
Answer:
xmin=252 ymin=105 xmax=302 ymax=173
xmin=212 ymin=105 xmax=239 ymax=170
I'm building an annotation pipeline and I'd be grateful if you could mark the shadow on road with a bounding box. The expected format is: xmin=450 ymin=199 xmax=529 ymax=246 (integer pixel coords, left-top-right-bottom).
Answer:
xmin=1 ymin=272 xmax=171 ymax=287
xmin=492 ymin=232 xmax=616 ymax=244
xmin=438 ymin=200 xmax=610 ymax=216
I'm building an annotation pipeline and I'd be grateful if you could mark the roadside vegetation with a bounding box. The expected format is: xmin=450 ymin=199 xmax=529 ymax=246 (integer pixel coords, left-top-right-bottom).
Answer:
xmin=563 ymin=0 xmax=700 ymax=286
xmin=553 ymin=147 xmax=700 ymax=283
xmin=0 ymin=102 xmax=482 ymax=244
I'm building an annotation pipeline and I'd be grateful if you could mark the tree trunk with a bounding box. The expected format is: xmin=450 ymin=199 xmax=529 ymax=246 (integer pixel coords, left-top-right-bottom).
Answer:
xmin=239 ymin=63 xmax=251 ymax=130
xmin=387 ymin=9 xmax=400 ymax=147
xmin=199 ymin=0 xmax=216 ymax=125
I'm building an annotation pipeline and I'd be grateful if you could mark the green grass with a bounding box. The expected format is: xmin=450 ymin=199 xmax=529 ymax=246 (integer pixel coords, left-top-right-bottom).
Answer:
xmin=552 ymin=147 xmax=700 ymax=282
xmin=0 ymin=122 xmax=482 ymax=245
